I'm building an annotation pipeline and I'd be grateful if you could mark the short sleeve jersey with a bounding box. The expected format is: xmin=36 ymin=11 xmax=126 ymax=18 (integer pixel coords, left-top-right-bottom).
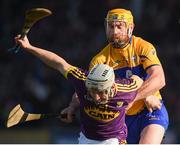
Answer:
xmin=89 ymin=35 xmax=162 ymax=115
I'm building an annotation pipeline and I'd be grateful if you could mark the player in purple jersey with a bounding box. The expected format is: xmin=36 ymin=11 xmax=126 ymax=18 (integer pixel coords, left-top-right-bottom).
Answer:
xmin=14 ymin=35 xmax=147 ymax=144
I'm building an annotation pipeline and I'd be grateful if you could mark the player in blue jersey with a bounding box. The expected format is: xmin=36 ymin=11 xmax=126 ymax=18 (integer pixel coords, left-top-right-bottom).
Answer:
xmin=15 ymin=35 xmax=147 ymax=144
xmin=61 ymin=8 xmax=169 ymax=144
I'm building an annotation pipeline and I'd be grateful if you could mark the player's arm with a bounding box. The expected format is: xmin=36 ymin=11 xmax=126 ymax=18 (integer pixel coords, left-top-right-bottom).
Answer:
xmin=126 ymin=72 xmax=163 ymax=111
xmin=138 ymin=65 xmax=165 ymax=98
xmin=133 ymin=42 xmax=166 ymax=99
xmin=132 ymin=65 xmax=165 ymax=111
xmin=15 ymin=35 xmax=72 ymax=76
xmin=133 ymin=65 xmax=165 ymax=102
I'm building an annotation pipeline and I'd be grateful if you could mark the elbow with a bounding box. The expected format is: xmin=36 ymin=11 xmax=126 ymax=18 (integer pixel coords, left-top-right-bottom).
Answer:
xmin=161 ymin=80 xmax=166 ymax=88
xmin=162 ymin=79 xmax=166 ymax=87
xmin=159 ymin=76 xmax=166 ymax=89
xmin=156 ymin=67 xmax=166 ymax=89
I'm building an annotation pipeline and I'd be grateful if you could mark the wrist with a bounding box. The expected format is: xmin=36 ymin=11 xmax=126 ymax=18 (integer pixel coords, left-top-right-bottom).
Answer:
xmin=28 ymin=45 xmax=33 ymax=50
xmin=68 ymin=102 xmax=79 ymax=111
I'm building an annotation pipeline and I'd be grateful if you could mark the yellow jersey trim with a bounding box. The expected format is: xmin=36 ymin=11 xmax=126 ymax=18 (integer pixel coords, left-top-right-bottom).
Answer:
xmin=64 ymin=66 xmax=86 ymax=81
xmin=116 ymin=79 xmax=141 ymax=92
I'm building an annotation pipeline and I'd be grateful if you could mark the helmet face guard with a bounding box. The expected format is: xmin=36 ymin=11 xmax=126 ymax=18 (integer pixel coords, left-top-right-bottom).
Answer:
xmin=85 ymin=64 xmax=115 ymax=104
xmin=87 ymin=88 xmax=110 ymax=105
xmin=105 ymin=9 xmax=134 ymax=48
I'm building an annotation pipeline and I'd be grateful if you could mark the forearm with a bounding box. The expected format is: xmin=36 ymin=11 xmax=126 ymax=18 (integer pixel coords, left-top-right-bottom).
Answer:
xmin=134 ymin=66 xmax=165 ymax=101
xmin=15 ymin=35 xmax=72 ymax=74
xmin=69 ymin=93 xmax=80 ymax=110
xmin=139 ymin=77 xmax=163 ymax=97
xmin=27 ymin=45 xmax=71 ymax=74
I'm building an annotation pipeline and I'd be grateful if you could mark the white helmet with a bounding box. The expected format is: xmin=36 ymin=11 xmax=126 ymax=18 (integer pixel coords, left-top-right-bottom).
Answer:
xmin=85 ymin=64 xmax=115 ymax=99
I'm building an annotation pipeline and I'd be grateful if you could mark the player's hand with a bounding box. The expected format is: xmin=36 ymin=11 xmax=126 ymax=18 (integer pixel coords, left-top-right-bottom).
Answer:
xmin=144 ymin=95 xmax=162 ymax=112
xmin=60 ymin=106 xmax=76 ymax=123
xmin=15 ymin=35 xmax=31 ymax=49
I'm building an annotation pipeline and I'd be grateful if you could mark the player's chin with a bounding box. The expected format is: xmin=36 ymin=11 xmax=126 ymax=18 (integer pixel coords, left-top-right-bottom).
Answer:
xmin=112 ymin=39 xmax=125 ymax=44
xmin=112 ymin=36 xmax=126 ymax=42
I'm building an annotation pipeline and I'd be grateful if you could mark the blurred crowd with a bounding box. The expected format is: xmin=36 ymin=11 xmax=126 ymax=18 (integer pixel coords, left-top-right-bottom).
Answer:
xmin=0 ymin=0 xmax=180 ymax=143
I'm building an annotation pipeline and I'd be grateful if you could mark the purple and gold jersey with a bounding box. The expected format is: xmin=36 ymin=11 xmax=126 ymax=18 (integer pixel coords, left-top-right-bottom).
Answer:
xmin=89 ymin=35 xmax=162 ymax=115
xmin=65 ymin=66 xmax=142 ymax=142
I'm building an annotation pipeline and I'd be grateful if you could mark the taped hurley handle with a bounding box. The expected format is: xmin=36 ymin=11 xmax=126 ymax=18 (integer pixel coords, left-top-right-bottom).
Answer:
xmin=40 ymin=113 xmax=68 ymax=119
xmin=21 ymin=113 xmax=70 ymax=124
xmin=17 ymin=113 xmax=68 ymax=124
xmin=8 ymin=32 xmax=27 ymax=53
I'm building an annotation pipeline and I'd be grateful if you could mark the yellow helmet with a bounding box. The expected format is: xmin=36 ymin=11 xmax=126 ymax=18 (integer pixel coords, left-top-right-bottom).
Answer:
xmin=106 ymin=8 xmax=134 ymax=26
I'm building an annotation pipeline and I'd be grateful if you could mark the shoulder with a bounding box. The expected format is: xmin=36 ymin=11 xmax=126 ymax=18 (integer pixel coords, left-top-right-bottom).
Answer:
xmin=132 ymin=35 xmax=157 ymax=54
xmin=89 ymin=44 xmax=110 ymax=70
xmin=93 ymin=44 xmax=110 ymax=59
xmin=133 ymin=36 xmax=154 ymax=48
xmin=115 ymin=75 xmax=143 ymax=92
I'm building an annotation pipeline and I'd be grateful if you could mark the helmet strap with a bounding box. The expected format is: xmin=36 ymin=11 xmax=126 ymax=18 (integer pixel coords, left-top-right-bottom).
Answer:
xmin=109 ymin=83 xmax=116 ymax=98
xmin=127 ymin=24 xmax=134 ymax=38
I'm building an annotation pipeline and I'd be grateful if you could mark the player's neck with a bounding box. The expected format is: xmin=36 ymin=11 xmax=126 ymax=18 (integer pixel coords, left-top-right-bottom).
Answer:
xmin=111 ymin=36 xmax=132 ymax=49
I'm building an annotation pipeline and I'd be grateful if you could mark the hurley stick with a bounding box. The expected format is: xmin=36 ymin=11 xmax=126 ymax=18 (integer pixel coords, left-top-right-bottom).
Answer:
xmin=6 ymin=104 xmax=66 ymax=128
xmin=9 ymin=8 xmax=52 ymax=53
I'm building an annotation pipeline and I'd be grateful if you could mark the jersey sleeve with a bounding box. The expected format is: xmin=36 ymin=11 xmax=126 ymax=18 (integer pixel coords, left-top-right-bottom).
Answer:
xmin=65 ymin=66 xmax=88 ymax=94
xmin=115 ymin=76 xmax=142 ymax=103
xmin=116 ymin=75 xmax=142 ymax=93
xmin=117 ymin=91 xmax=137 ymax=104
xmin=138 ymin=40 xmax=161 ymax=70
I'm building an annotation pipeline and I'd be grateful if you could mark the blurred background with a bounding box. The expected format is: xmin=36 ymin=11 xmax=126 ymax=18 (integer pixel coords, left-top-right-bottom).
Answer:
xmin=0 ymin=0 xmax=180 ymax=143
